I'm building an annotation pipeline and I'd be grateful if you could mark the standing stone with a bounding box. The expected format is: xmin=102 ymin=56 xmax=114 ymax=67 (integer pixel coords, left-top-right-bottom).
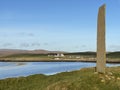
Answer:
xmin=96 ymin=4 xmax=106 ymax=73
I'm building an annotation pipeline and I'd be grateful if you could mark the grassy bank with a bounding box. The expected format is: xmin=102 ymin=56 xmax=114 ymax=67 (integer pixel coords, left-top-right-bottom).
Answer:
xmin=0 ymin=67 xmax=120 ymax=90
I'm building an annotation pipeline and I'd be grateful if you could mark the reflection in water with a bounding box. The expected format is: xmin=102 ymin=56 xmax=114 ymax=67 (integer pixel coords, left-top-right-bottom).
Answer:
xmin=0 ymin=62 xmax=26 ymax=67
xmin=15 ymin=62 xmax=27 ymax=66
xmin=0 ymin=62 xmax=120 ymax=79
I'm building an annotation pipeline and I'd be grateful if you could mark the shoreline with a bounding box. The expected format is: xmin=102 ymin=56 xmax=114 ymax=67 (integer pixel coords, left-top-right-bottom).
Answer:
xmin=0 ymin=66 xmax=120 ymax=90
xmin=0 ymin=59 xmax=120 ymax=63
xmin=0 ymin=65 xmax=120 ymax=80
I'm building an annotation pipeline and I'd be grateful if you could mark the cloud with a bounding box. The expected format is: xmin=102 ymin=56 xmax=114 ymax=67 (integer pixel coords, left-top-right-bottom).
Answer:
xmin=81 ymin=45 xmax=86 ymax=48
xmin=74 ymin=46 xmax=79 ymax=49
xmin=31 ymin=43 xmax=41 ymax=47
xmin=20 ymin=43 xmax=30 ymax=47
xmin=18 ymin=32 xmax=34 ymax=37
xmin=20 ymin=43 xmax=41 ymax=48
xmin=28 ymin=33 xmax=34 ymax=37
xmin=43 ymin=43 xmax=48 ymax=46
xmin=3 ymin=43 xmax=13 ymax=47
xmin=0 ymin=43 xmax=14 ymax=49
xmin=73 ymin=45 xmax=87 ymax=49
xmin=109 ymin=45 xmax=120 ymax=51
xmin=0 ymin=43 xmax=13 ymax=48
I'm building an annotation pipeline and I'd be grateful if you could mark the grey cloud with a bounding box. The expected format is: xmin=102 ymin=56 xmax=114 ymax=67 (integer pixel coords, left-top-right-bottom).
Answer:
xmin=20 ymin=43 xmax=41 ymax=48
xmin=74 ymin=45 xmax=87 ymax=49
xmin=43 ymin=43 xmax=49 ymax=46
xmin=18 ymin=32 xmax=34 ymax=37
xmin=81 ymin=45 xmax=87 ymax=48
xmin=2 ymin=43 xmax=13 ymax=47
xmin=27 ymin=33 xmax=34 ymax=37
xmin=31 ymin=43 xmax=41 ymax=47
xmin=20 ymin=43 xmax=30 ymax=47
xmin=74 ymin=46 xmax=79 ymax=49
xmin=109 ymin=45 xmax=120 ymax=49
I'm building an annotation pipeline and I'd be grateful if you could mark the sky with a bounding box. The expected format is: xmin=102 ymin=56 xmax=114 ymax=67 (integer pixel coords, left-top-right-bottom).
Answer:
xmin=0 ymin=0 xmax=120 ymax=52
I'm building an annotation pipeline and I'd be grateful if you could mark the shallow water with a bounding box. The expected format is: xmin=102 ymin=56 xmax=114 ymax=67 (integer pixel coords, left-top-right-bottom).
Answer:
xmin=0 ymin=62 xmax=120 ymax=79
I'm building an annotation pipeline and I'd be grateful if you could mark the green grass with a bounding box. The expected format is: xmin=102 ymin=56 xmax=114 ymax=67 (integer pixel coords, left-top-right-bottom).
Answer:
xmin=3 ymin=54 xmax=48 ymax=58
xmin=0 ymin=54 xmax=54 ymax=61
xmin=107 ymin=52 xmax=120 ymax=58
xmin=0 ymin=67 xmax=120 ymax=90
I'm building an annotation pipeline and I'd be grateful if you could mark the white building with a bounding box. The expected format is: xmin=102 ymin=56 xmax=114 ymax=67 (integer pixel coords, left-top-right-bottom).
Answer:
xmin=54 ymin=53 xmax=64 ymax=57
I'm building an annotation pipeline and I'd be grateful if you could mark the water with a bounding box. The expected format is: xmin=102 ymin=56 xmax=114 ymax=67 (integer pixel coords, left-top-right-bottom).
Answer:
xmin=0 ymin=62 xmax=120 ymax=79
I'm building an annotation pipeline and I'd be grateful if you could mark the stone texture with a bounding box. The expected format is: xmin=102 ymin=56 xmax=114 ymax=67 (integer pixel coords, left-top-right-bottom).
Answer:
xmin=96 ymin=4 xmax=106 ymax=73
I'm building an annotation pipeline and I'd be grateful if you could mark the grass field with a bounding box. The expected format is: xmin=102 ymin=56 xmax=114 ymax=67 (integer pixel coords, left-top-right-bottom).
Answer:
xmin=0 ymin=66 xmax=120 ymax=90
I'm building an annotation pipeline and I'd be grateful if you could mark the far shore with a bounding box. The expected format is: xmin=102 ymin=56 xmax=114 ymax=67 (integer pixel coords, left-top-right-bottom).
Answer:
xmin=0 ymin=51 xmax=120 ymax=63
xmin=0 ymin=59 xmax=120 ymax=63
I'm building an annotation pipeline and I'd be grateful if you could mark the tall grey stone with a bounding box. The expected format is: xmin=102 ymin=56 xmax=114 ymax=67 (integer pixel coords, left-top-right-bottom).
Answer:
xmin=96 ymin=4 xmax=106 ymax=73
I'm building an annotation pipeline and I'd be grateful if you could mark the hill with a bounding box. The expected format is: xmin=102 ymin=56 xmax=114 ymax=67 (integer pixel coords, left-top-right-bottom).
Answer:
xmin=0 ymin=49 xmax=66 ymax=57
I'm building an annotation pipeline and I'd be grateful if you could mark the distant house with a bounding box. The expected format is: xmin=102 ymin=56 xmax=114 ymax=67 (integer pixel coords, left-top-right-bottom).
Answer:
xmin=54 ymin=58 xmax=60 ymax=60
xmin=54 ymin=53 xmax=64 ymax=57
xmin=76 ymin=56 xmax=80 ymax=59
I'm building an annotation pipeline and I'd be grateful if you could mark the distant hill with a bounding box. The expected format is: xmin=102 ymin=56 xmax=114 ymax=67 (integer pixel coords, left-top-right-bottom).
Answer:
xmin=0 ymin=49 xmax=67 ymax=57
xmin=107 ymin=51 xmax=120 ymax=58
xmin=66 ymin=51 xmax=120 ymax=56
xmin=65 ymin=52 xmax=96 ymax=55
xmin=0 ymin=49 xmax=120 ymax=58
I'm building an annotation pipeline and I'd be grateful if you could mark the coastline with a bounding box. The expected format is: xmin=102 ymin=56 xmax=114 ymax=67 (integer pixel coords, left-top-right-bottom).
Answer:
xmin=0 ymin=66 xmax=120 ymax=90
xmin=0 ymin=51 xmax=120 ymax=63
xmin=0 ymin=59 xmax=120 ymax=63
